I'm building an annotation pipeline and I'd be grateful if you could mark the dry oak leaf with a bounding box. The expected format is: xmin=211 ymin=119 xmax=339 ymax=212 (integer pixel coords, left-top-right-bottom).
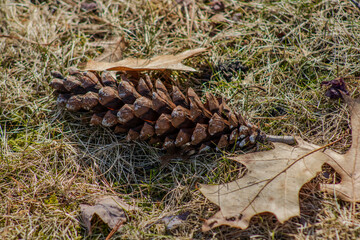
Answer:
xmin=80 ymin=48 xmax=208 ymax=72
xmin=321 ymin=95 xmax=360 ymax=202
xmin=200 ymin=138 xmax=331 ymax=231
xmin=80 ymin=196 xmax=139 ymax=234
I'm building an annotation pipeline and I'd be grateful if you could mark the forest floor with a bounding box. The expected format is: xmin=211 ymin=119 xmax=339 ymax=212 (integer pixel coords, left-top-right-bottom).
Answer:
xmin=1 ymin=0 xmax=360 ymax=239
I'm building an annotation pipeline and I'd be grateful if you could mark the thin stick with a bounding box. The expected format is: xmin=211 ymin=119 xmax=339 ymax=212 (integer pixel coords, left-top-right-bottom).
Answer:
xmin=105 ymin=218 xmax=126 ymax=240
xmin=266 ymin=135 xmax=296 ymax=145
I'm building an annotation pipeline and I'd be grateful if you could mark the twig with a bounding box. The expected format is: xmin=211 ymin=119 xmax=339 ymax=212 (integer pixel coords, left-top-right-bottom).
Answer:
xmin=105 ymin=218 xmax=126 ymax=240
xmin=266 ymin=135 xmax=296 ymax=145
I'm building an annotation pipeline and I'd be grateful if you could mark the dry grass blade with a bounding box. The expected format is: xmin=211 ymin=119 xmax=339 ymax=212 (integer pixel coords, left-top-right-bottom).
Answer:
xmin=0 ymin=34 xmax=51 ymax=46
xmin=349 ymin=0 xmax=360 ymax=10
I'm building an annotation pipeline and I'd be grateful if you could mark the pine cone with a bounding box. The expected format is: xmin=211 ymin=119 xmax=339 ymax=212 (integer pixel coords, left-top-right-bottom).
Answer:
xmin=50 ymin=68 xmax=263 ymax=152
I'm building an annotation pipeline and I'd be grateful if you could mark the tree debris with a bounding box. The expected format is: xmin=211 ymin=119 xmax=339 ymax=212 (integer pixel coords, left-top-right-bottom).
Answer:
xmin=80 ymin=196 xmax=138 ymax=235
xmin=79 ymin=48 xmax=209 ymax=72
xmin=200 ymin=138 xmax=333 ymax=230
xmin=320 ymin=95 xmax=360 ymax=202
xmin=88 ymin=36 xmax=127 ymax=62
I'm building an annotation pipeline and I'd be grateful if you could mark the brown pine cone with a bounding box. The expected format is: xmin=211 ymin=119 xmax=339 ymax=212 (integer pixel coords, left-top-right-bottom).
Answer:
xmin=50 ymin=68 xmax=264 ymax=153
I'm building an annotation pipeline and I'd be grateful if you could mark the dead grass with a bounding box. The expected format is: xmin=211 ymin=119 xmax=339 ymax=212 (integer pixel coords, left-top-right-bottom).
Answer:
xmin=1 ymin=0 xmax=360 ymax=239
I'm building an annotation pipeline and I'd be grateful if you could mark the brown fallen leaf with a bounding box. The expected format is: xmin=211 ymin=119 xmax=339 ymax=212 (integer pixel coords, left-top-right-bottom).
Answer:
xmin=321 ymin=95 xmax=360 ymax=202
xmin=80 ymin=48 xmax=208 ymax=72
xmin=88 ymin=36 xmax=127 ymax=62
xmin=200 ymin=137 xmax=332 ymax=230
xmin=80 ymin=196 xmax=139 ymax=234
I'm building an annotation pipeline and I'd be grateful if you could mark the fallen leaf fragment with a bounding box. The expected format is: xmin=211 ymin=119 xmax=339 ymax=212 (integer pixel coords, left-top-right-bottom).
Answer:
xmin=80 ymin=196 xmax=138 ymax=234
xmin=321 ymin=95 xmax=360 ymax=202
xmin=200 ymin=138 xmax=331 ymax=230
xmin=80 ymin=48 xmax=208 ymax=72
xmin=88 ymin=36 xmax=127 ymax=62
